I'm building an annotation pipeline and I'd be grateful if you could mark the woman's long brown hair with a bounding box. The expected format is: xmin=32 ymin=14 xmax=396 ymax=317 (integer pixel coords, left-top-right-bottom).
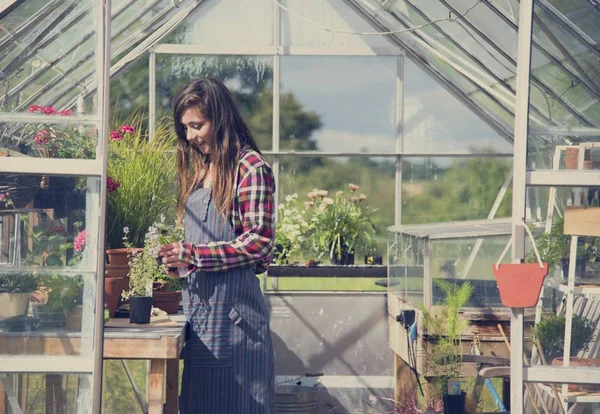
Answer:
xmin=173 ymin=78 xmax=261 ymax=223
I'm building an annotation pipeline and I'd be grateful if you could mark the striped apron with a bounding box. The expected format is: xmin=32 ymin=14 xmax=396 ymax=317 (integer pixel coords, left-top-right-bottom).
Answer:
xmin=179 ymin=186 xmax=275 ymax=413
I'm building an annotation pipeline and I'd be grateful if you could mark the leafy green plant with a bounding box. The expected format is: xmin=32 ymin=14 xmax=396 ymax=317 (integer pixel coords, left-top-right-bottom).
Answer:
xmin=106 ymin=118 xmax=177 ymax=248
xmin=527 ymin=218 xmax=571 ymax=270
xmin=304 ymin=184 xmax=377 ymax=261
xmin=421 ymin=280 xmax=474 ymax=405
xmin=122 ymin=222 xmax=169 ymax=299
xmin=274 ymin=193 xmax=308 ymax=264
xmin=533 ymin=314 xmax=595 ymax=362
xmin=36 ymin=275 xmax=84 ymax=313
xmin=0 ymin=272 xmax=39 ymax=293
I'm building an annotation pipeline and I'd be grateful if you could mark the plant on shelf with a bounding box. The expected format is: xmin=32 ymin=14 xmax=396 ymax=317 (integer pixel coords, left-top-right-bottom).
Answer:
xmin=0 ymin=272 xmax=39 ymax=319
xmin=304 ymin=184 xmax=376 ymax=265
xmin=106 ymin=118 xmax=177 ymax=250
xmin=528 ymin=218 xmax=589 ymax=278
xmin=421 ymin=279 xmax=474 ymax=413
xmin=533 ymin=313 xmax=595 ymax=362
xmin=273 ymin=193 xmax=308 ymax=265
xmin=32 ymin=274 xmax=84 ymax=329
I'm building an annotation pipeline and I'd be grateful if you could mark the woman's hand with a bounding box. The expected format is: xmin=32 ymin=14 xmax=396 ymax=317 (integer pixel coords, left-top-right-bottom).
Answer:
xmin=159 ymin=242 xmax=190 ymax=277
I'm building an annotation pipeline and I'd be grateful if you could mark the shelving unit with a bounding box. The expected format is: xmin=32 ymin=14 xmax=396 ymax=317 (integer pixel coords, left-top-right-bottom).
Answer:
xmin=533 ymin=143 xmax=600 ymax=413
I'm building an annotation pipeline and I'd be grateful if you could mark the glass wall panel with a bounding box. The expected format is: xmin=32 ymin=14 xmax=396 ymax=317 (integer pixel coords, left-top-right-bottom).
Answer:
xmin=401 ymin=157 xmax=512 ymax=224
xmin=155 ymin=54 xmax=274 ymax=150
xmin=0 ymin=1 xmax=97 ymax=114
xmin=0 ymin=121 xmax=97 ymax=160
xmin=1 ymin=373 xmax=91 ymax=413
xmin=280 ymin=56 xmax=396 ymax=153
xmin=0 ymin=173 xmax=99 ymax=356
xmin=278 ymin=155 xmax=395 ymax=241
xmin=388 ymin=231 xmax=424 ymax=306
xmin=404 ymin=59 xmax=513 ymax=153
xmin=162 ymin=0 xmax=274 ymax=46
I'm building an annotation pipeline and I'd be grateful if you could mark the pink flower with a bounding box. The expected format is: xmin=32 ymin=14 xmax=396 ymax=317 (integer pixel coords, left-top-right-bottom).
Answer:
xmin=107 ymin=176 xmax=120 ymax=193
xmin=42 ymin=106 xmax=56 ymax=115
xmin=0 ymin=193 xmax=5 ymax=202
xmin=59 ymin=109 xmax=72 ymax=116
xmin=74 ymin=229 xmax=87 ymax=252
xmin=34 ymin=129 xmax=50 ymax=144
xmin=348 ymin=183 xmax=359 ymax=193
xmin=29 ymin=105 xmax=42 ymax=113
xmin=110 ymin=130 xmax=123 ymax=141
xmin=119 ymin=124 xmax=135 ymax=134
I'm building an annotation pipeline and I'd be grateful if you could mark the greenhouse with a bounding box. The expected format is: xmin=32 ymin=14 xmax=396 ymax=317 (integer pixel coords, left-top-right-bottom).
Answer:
xmin=0 ymin=0 xmax=599 ymax=413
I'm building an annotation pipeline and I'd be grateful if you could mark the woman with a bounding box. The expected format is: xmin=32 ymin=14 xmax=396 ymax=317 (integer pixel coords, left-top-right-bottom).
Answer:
xmin=159 ymin=78 xmax=275 ymax=413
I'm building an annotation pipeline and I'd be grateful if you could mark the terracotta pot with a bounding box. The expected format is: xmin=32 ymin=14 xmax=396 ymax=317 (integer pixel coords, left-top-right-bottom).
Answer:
xmin=152 ymin=290 xmax=181 ymax=314
xmin=105 ymin=264 xmax=130 ymax=279
xmin=105 ymin=248 xmax=143 ymax=266
xmin=153 ymin=281 xmax=171 ymax=292
xmin=565 ymin=148 xmax=579 ymax=170
xmin=492 ymin=263 xmax=549 ymax=308
xmin=551 ymin=357 xmax=600 ymax=391
xmin=104 ymin=277 xmax=128 ymax=318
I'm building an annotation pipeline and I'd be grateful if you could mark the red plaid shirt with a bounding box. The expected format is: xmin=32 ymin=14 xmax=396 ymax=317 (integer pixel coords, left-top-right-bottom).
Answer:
xmin=179 ymin=147 xmax=275 ymax=274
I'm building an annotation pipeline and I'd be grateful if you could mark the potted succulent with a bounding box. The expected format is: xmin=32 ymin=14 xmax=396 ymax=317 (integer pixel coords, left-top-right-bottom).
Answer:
xmin=0 ymin=272 xmax=39 ymax=319
xmin=304 ymin=184 xmax=376 ymax=265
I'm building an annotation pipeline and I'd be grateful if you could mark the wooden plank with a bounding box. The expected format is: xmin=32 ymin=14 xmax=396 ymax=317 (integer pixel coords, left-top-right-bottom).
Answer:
xmin=104 ymin=336 xmax=182 ymax=359
xmin=105 ymin=315 xmax=178 ymax=328
xmin=165 ymin=359 xmax=179 ymax=414
xmin=564 ymin=207 xmax=600 ymax=236
xmin=0 ymin=380 xmax=5 ymax=414
xmin=148 ymin=360 xmax=165 ymax=414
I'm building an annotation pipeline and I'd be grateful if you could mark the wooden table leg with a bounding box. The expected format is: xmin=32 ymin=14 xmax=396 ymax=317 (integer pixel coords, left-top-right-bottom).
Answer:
xmin=165 ymin=359 xmax=179 ymax=414
xmin=148 ymin=360 xmax=166 ymax=414
xmin=0 ymin=379 xmax=6 ymax=414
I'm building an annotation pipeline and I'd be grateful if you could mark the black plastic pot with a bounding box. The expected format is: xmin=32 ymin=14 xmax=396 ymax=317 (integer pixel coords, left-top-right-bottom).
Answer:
xmin=330 ymin=251 xmax=354 ymax=266
xmin=129 ymin=296 xmax=152 ymax=324
xmin=443 ymin=392 xmax=466 ymax=414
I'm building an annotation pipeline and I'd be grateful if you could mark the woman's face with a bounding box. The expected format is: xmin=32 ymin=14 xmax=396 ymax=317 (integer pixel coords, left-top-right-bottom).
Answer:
xmin=181 ymin=107 xmax=213 ymax=155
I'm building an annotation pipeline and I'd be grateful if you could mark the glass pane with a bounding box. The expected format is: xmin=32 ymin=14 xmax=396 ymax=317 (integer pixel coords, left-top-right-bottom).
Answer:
xmin=156 ymin=55 xmax=274 ymax=151
xmin=404 ymin=59 xmax=513 ymax=153
xmin=0 ymin=1 xmax=96 ymax=114
xmin=0 ymin=174 xmax=100 ymax=355
xmin=280 ymin=0 xmax=393 ymax=49
xmin=401 ymin=157 xmax=513 ymax=224
xmin=431 ymin=236 xmax=508 ymax=307
xmin=0 ymin=120 xmax=98 ymax=160
xmin=388 ymin=231 xmax=424 ymax=306
xmin=280 ymin=56 xmax=396 ymax=153
xmin=277 ymin=155 xmax=394 ymax=264
xmin=162 ymin=0 xmax=274 ymax=46
xmin=1 ymin=373 xmax=91 ymax=413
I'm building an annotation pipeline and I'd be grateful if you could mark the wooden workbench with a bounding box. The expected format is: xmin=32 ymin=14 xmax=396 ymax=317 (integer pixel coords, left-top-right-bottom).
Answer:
xmin=0 ymin=315 xmax=186 ymax=414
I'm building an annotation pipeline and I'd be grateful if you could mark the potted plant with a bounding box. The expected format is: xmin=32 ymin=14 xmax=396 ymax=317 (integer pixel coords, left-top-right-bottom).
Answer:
xmin=528 ymin=218 xmax=586 ymax=279
xmin=121 ymin=223 xmax=168 ymax=324
xmin=533 ymin=313 xmax=595 ymax=362
xmin=105 ymin=119 xmax=177 ymax=252
xmin=150 ymin=218 xmax=184 ymax=314
xmin=32 ymin=274 xmax=84 ymax=330
xmin=273 ymin=193 xmax=308 ymax=265
xmin=534 ymin=313 xmax=599 ymax=390
xmin=421 ymin=280 xmax=475 ymax=414
xmin=304 ymin=184 xmax=376 ymax=265
xmin=0 ymin=272 xmax=39 ymax=319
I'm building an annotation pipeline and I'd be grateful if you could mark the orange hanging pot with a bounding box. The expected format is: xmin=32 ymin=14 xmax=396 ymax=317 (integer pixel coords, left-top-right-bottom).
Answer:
xmin=492 ymin=222 xmax=549 ymax=308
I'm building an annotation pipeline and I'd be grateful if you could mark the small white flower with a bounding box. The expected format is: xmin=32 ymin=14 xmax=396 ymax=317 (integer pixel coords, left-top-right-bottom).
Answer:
xmin=322 ymin=197 xmax=334 ymax=205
